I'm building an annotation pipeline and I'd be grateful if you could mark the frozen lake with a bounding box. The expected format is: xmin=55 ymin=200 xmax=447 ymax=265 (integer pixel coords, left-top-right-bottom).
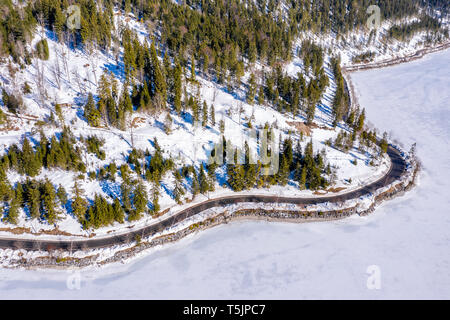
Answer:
xmin=1 ymin=49 xmax=449 ymax=299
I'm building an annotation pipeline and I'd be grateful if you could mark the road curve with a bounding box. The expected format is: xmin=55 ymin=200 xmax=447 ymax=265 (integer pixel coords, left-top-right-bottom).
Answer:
xmin=0 ymin=145 xmax=406 ymax=251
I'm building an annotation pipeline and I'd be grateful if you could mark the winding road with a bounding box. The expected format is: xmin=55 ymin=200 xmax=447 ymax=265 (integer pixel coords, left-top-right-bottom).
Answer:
xmin=0 ymin=145 xmax=406 ymax=251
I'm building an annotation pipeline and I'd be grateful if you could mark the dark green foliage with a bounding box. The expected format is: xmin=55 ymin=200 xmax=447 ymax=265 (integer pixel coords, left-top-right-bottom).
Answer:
xmin=56 ymin=184 xmax=67 ymax=207
xmin=173 ymin=170 xmax=185 ymax=204
xmin=35 ymin=39 xmax=49 ymax=60
xmin=24 ymin=179 xmax=40 ymax=219
xmin=40 ymin=179 xmax=59 ymax=224
xmin=133 ymin=181 xmax=148 ymax=216
xmin=2 ymin=89 xmax=23 ymax=114
xmin=389 ymin=15 xmax=444 ymax=41
xmin=71 ymin=180 xmax=88 ymax=224
xmin=380 ymin=132 xmax=389 ymax=154
xmin=0 ymin=108 xmax=5 ymax=124
xmin=0 ymin=0 xmax=36 ymax=61
xmin=84 ymin=93 xmax=101 ymax=127
xmin=330 ymin=57 xmax=350 ymax=127
xmin=84 ymin=135 xmax=106 ymax=160
xmin=85 ymin=194 xmax=115 ymax=229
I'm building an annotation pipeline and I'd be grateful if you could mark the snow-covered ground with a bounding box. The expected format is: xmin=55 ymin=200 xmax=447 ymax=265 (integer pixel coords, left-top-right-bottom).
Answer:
xmin=0 ymin=48 xmax=448 ymax=299
xmin=0 ymin=16 xmax=389 ymax=238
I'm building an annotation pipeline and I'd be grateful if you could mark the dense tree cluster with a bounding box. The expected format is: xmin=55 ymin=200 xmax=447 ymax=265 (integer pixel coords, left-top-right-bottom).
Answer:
xmin=1 ymin=127 xmax=84 ymax=177
xmin=0 ymin=167 xmax=67 ymax=225
xmin=388 ymin=15 xmax=447 ymax=41
xmin=330 ymin=57 xmax=350 ymax=127
xmin=221 ymin=133 xmax=329 ymax=191
xmin=0 ymin=0 xmax=445 ymax=230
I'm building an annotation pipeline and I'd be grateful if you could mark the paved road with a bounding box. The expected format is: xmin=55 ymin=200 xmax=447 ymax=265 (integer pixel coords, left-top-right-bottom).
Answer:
xmin=0 ymin=145 xmax=406 ymax=251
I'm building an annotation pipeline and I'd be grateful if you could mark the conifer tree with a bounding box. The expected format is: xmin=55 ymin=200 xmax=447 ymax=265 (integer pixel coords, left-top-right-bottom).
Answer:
xmin=57 ymin=184 xmax=67 ymax=207
xmin=190 ymin=55 xmax=196 ymax=81
xmin=356 ymin=109 xmax=365 ymax=132
xmin=25 ymin=179 xmax=40 ymax=219
xmin=151 ymin=181 xmax=160 ymax=214
xmin=258 ymin=86 xmax=265 ymax=106
xmin=41 ymin=179 xmax=58 ymax=224
xmin=112 ymin=198 xmax=125 ymax=223
xmin=72 ymin=180 xmax=88 ymax=224
xmin=247 ymin=73 xmax=257 ymax=105
xmin=202 ymin=101 xmax=208 ymax=127
xmin=134 ymin=181 xmax=148 ymax=215
xmin=210 ymin=104 xmax=215 ymax=127
xmin=84 ymin=93 xmax=101 ymax=127
xmin=199 ymin=165 xmax=209 ymax=194
xmin=6 ymin=197 xmax=19 ymax=224
xmin=173 ymin=170 xmax=185 ymax=204
xmin=150 ymin=41 xmax=167 ymax=106
xmin=173 ymin=60 xmax=183 ymax=114
xmin=191 ymin=170 xmax=200 ymax=197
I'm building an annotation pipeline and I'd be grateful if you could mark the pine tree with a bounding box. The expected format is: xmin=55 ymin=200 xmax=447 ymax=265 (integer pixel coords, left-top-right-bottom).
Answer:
xmin=190 ymin=55 xmax=196 ymax=81
xmin=356 ymin=109 xmax=365 ymax=132
xmin=380 ymin=132 xmax=389 ymax=153
xmin=219 ymin=118 xmax=225 ymax=134
xmin=258 ymin=86 xmax=265 ymax=105
xmin=112 ymin=198 xmax=125 ymax=223
xmin=25 ymin=179 xmax=40 ymax=219
xmin=210 ymin=104 xmax=215 ymax=126
xmin=72 ymin=181 xmax=88 ymax=224
xmin=173 ymin=60 xmax=182 ymax=114
xmin=57 ymin=184 xmax=67 ymax=207
xmin=151 ymin=181 xmax=160 ymax=214
xmin=6 ymin=197 xmax=19 ymax=224
xmin=41 ymin=179 xmax=58 ymax=224
xmin=299 ymin=166 xmax=307 ymax=190
xmin=173 ymin=170 xmax=185 ymax=204
xmin=20 ymin=137 xmax=40 ymax=177
xmin=202 ymin=101 xmax=208 ymax=127
xmin=150 ymin=41 xmax=167 ymax=106
xmin=199 ymin=165 xmax=209 ymax=194
xmin=246 ymin=73 xmax=257 ymax=105
xmin=134 ymin=181 xmax=148 ymax=215
xmin=84 ymin=93 xmax=101 ymax=127
xmin=191 ymin=170 xmax=200 ymax=197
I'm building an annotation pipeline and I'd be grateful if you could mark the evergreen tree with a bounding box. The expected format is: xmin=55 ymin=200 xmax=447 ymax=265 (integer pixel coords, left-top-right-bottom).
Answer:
xmin=210 ymin=104 xmax=215 ymax=127
xmin=112 ymin=198 xmax=125 ymax=223
xmin=190 ymin=55 xmax=196 ymax=81
xmin=199 ymin=165 xmax=209 ymax=194
xmin=173 ymin=60 xmax=183 ymax=114
xmin=84 ymin=93 xmax=101 ymax=127
xmin=6 ymin=197 xmax=19 ymax=224
xmin=72 ymin=181 xmax=88 ymax=224
xmin=134 ymin=181 xmax=148 ymax=215
xmin=202 ymin=101 xmax=208 ymax=127
xmin=150 ymin=41 xmax=167 ymax=106
xmin=56 ymin=184 xmax=67 ymax=207
xmin=246 ymin=73 xmax=257 ymax=105
xmin=151 ymin=181 xmax=160 ymax=214
xmin=20 ymin=137 xmax=40 ymax=177
xmin=356 ymin=109 xmax=366 ymax=132
xmin=173 ymin=170 xmax=185 ymax=204
xmin=41 ymin=179 xmax=58 ymax=224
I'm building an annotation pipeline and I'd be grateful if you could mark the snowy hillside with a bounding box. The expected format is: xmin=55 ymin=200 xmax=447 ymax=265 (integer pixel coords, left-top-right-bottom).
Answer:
xmin=0 ymin=1 xmax=447 ymax=239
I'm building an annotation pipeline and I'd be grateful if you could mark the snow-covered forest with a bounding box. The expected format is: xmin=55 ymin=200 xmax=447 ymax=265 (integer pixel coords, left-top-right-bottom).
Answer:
xmin=0 ymin=0 xmax=448 ymax=237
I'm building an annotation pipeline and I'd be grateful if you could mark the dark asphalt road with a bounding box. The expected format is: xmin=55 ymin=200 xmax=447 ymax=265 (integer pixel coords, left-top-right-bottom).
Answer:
xmin=0 ymin=145 xmax=406 ymax=252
